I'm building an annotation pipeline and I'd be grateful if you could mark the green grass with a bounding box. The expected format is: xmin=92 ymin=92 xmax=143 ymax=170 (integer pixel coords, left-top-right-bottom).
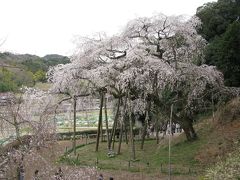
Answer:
xmin=57 ymin=115 xmax=225 ymax=176
xmin=59 ymin=134 xmax=207 ymax=175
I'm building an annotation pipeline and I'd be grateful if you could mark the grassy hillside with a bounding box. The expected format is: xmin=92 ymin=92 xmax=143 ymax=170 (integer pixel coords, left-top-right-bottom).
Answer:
xmin=203 ymin=97 xmax=240 ymax=180
xmin=0 ymin=52 xmax=70 ymax=92
xmin=59 ymin=119 xmax=211 ymax=176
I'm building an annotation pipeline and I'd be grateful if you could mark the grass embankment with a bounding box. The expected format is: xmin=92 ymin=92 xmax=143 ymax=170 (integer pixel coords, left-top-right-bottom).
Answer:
xmin=59 ymin=119 xmax=212 ymax=175
xmin=203 ymin=97 xmax=240 ymax=180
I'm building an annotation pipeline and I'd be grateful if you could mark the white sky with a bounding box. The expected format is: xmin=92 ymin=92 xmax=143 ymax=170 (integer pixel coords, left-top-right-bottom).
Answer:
xmin=0 ymin=0 xmax=216 ymax=57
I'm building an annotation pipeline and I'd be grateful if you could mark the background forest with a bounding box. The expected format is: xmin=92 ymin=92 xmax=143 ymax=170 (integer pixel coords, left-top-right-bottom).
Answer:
xmin=196 ymin=0 xmax=240 ymax=87
xmin=0 ymin=53 xmax=70 ymax=92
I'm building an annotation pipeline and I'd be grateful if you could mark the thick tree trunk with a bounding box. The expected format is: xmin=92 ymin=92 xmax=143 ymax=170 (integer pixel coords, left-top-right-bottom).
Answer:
xmin=156 ymin=127 xmax=159 ymax=144
xmin=112 ymin=124 xmax=117 ymax=150
xmin=182 ymin=126 xmax=191 ymax=141
xmin=140 ymin=117 xmax=148 ymax=150
xmin=104 ymin=96 xmax=109 ymax=144
xmin=127 ymin=96 xmax=136 ymax=160
xmin=189 ymin=122 xmax=197 ymax=139
xmin=181 ymin=117 xmax=197 ymax=141
xmin=129 ymin=113 xmax=136 ymax=160
xmin=108 ymin=98 xmax=120 ymax=150
xmin=141 ymin=102 xmax=151 ymax=150
xmin=117 ymin=97 xmax=127 ymax=153
xmin=73 ymin=96 xmax=77 ymax=155
xmin=96 ymin=91 xmax=104 ymax=152
xmin=117 ymin=123 xmax=123 ymax=154
xmin=124 ymin=122 xmax=128 ymax=144
xmin=100 ymin=115 xmax=103 ymax=142
xmin=129 ymin=111 xmax=136 ymax=160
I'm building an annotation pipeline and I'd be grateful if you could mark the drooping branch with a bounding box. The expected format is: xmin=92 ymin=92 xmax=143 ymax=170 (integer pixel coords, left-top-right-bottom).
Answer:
xmin=106 ymin=49 xmax=127 ymax=59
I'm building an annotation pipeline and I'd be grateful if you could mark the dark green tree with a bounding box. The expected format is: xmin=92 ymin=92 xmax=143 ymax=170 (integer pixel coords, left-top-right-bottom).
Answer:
xmin=196 ymin=0 xmax=240 ymax=41
xmin=0 ymin=68 xmax=17 ymax=92
xmin=33 ymin=70 xmax=46 ymax=83
xmin=196 ymin=0 xmax=240 ymax=86
xmin=205 ymin=21 xmax=240 ymax=87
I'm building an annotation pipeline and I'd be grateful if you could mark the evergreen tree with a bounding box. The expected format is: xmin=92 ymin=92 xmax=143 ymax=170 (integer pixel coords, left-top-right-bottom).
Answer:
xmin=196 ymin=0 xmax=240 ymax=86
xmin=205 ymin=21 xmax=240 ymax=86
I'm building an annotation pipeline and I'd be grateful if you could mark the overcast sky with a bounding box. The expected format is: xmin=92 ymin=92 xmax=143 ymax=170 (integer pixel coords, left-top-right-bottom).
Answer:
xmin=0 ymin=0 xmax=216 ymax=57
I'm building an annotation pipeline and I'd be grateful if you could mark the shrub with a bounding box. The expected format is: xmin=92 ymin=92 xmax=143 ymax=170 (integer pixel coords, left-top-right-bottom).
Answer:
xmin=205 ymin=147 xmax=240 ymax=180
